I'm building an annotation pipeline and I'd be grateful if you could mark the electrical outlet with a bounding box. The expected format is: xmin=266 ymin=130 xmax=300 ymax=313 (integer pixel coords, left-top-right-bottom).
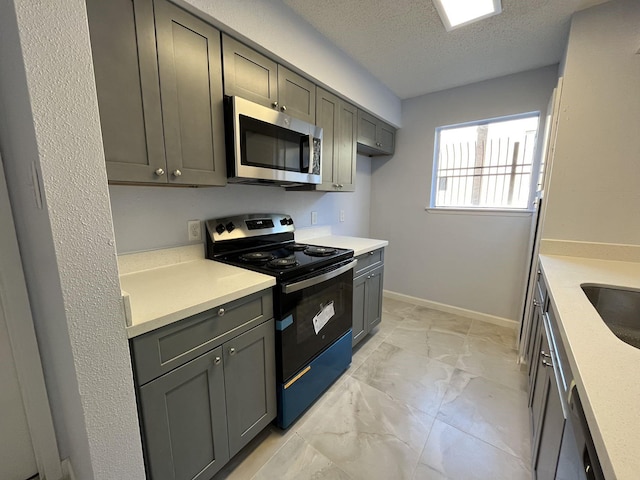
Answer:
xmin=339 ymin=210 xmax=345 ymax=222
xmin=188 ymin=220 xmax=201 ymax=242
xmin=311 ymin=211 xmax=318 ymax=225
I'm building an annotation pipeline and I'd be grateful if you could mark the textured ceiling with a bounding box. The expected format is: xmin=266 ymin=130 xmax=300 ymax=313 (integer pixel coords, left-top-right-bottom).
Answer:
xmin=282 ymin=0 xmax=611 ymax=99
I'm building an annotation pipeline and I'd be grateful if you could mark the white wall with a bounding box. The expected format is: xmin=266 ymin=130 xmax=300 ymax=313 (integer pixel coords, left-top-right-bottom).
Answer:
xmin=542 ymin=0 xmax=640 ymax=245
xmin=111 ymin=158 xmax=372 ymax=253
xmin=0 ymin=1 xmax=145 ymax=479
xmin=175 ymin=0 xmax=401 ymax=126
xmin=370 ymin=66 xmax=559 ymax=321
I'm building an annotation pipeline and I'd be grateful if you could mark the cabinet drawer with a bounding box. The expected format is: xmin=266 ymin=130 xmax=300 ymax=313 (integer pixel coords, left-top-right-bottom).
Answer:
xmin=131 ymin=289 xmax=273 ymax=385
xmin=354 ymin=248 xmax=384 ymax=276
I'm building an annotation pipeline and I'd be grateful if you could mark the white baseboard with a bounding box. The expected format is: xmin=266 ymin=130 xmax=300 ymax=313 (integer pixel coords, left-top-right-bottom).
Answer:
xmin=61 ymin=458 xmax=76 ymax=480
xmin=383 ymin=290 xmax=518 ymax=330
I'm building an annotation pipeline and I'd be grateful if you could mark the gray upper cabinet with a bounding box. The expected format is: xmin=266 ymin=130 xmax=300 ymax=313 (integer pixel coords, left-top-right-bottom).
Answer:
xmin=315 ymin=88 xmax=357 ymax=192
xmin=154 ymin=0 xmax=226 ymax=186
xmin=357 ymin=110 xmax=396 ymax=156
xmin=221 ymin=34 xmax=278 ymax=108
xmin=87 ymin=0 xmax=226 ymax=186
xmin=86 ymin=0 xmax=166 ymax=184
xmin=222 ymin=34 xmax=316 ymax=123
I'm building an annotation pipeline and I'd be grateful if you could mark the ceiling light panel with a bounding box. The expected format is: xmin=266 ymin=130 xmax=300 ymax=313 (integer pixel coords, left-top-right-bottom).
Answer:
xmin=433 ymin=0 xmax=502 ymax=31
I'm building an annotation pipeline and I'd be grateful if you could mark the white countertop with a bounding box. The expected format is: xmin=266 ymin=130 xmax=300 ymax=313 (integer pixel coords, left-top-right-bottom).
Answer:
xmin=302 ymin=235 xmax=388 ymax=256
xmin=539 ymin=254 xmax=640 ymax=480
xmin=120 ymin=260 xmax=275 ymax=338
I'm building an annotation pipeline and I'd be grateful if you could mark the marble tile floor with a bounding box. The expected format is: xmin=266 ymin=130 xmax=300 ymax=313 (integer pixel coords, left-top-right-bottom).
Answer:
xmin=214 ymin=299 xmax=531 ymax=480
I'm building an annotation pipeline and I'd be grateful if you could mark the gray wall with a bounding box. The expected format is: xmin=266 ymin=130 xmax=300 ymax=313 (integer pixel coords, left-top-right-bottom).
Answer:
xmin=0 ymin=0 xmax=145 ymax=479
xmin=370 ymin=66 xmax=559 ymax=321
xmin=110 ymin=158 xmax=372 ymax=253
xmin=543 ymin=0 xmax=640 ymax=245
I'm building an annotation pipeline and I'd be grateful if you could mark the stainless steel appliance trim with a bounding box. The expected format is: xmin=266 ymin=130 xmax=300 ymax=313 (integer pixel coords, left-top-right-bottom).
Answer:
xmin=230 ymin=96 xmax=322 ymax=185
xmin=206 ymin=213 xmax=294 ymax=242
xmin=282 ymin=259 xmax=357 ymax=294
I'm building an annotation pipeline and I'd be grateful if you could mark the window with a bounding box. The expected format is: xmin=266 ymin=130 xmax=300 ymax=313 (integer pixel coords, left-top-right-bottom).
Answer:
xmin=430 ymin=113 xmax=540 ymax=211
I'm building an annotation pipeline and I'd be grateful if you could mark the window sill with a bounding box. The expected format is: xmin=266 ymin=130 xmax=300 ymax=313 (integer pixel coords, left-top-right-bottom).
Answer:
xmin=425 ymin=207 xmax=534 ymax=217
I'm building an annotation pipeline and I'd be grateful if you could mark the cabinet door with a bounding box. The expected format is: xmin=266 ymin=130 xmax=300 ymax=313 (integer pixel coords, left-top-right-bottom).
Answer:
xmin=378 ymin=121 xmax=396 ymax=155
xmin=277 ymin=66 xmax=316 ymax=123
xmin=86 ymin=0 xmax=166 ymax=183
xmin=352 ymin=273 xmax=367 ymax=347
xmin=533 ymin=372 xmax=565 ymax=480
xmin=531 ymin=323 xmax=551 ymax=444
xmin=224 ymin=320 xmax=276 ymax=457
xmin=155 ymin=0 xmax=226 ymax=186
xmin=139 ymin=347 xmax=229 ymax=480
xmin=222 ymin=34 xmax=278 ymax=108
xmin=357 ymin=110 xmax=378 ymax=149
xmin=366 ymin=265 xmax=384 ymax=331
xmin=315 ymin=88 xmax=339 ymax=191
xmin=336 ymin=100 xmax=358 ymax=191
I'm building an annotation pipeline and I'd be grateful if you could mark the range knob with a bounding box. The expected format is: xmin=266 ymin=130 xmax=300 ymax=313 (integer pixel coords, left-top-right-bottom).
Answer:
xmin=286 ymin=218 xmax=294 ymax=225
xmin=280 ymin=218 xmax=288 ymax=226
xmin=215 ymin=223 xmax=225 ymax=235
xmin=226 ymin=222 xmax=235 ymax=233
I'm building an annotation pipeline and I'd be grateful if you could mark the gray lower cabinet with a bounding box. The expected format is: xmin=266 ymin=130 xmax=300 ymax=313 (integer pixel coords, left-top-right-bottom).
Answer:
xmin=528 ymin=268 xmax=566 ymax=480
xmin=352 ymin=249 xmax=385 ymax=347
xmin=86 ymin=0 xmax=226 ymax=186
xmin=222 ymin=34 xmax=316 ymax=123
xmin=314 ymin=88 xmax=357 ymax=192
xmin=131 ymin=290 xmax=276 ymax=480
xmin=357 ymin=110 xmax=396 ymax=156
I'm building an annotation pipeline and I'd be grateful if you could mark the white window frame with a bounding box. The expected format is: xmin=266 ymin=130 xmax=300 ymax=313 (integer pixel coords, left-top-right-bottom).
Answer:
xmin=428 ymin=111 xmax=542 ymax=214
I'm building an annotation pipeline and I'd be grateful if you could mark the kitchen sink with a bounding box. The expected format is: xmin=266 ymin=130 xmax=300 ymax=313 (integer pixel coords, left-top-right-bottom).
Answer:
xmin=582 ymin=284 xmax=640 ymax=349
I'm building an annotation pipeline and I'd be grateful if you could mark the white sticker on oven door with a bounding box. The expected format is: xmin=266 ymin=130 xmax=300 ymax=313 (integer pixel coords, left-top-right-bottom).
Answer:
xmin=313 ymin=301 xmax=335 ymax=335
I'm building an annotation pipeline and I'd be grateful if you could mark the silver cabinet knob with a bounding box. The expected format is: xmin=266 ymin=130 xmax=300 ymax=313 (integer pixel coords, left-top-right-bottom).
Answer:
xmin=542 ymin=359 xmax=554 ymax=368
xmin=213 ymin=356 xmax=221 ymax=365
xmin=229 ymin=347 xmax=236 ymax=356
xmin=218 ymin=308 xmax=225 ymax=316
xmin=533 ymin=300 xmax=539 ymax=307
xmin=280 ymin=105 xmax=287 ymax=112
xmin=369 ymin=251 xmax=375 ymax=255
xmin=338 ymin=184 xmax=343 ymax=188
xmin=540 ymin=350 xmax=551 ymax=359
xmin=272 ymin=102 xmax=278 ymax=109
xmin=367 ymin=275 xmax=371 ymax=279
xmin=172 ymin=169 xmax=182 ymax=177
xmin=154 ymin=168 xmax=165 ymax=176
xmin=370 ymin=273 xmax=375 ymax=277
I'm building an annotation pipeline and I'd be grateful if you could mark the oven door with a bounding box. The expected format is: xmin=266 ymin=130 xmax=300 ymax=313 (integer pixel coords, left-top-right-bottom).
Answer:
xmin=275 ymin=259 xmax=355 ymax=382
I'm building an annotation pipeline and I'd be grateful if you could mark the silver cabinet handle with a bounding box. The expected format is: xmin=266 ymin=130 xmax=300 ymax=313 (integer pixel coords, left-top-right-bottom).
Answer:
xmin=338 ymin=184 xmax=343 ymax=188
xmin=218 ymin=308 xmax=225 ymax=316
xmin=272 ymin=102 xmax=278 ymax=109
xmin=280 ymin=105 xmax=287 ymax=112
xmin=533 ymin=300 xmax=540 ymax=307
xmin=213 ymin=356 xmax=221 ymax=365
xmin=229 ymin=348 xmax=236 ymax=356
xmin=172 ymin=169 xmax=182 ymax=177
xmin=154 ymin=168 xmax=165 ymax=176
xmin=542 ymin=359 xmax=554 ymax=368
xmin=540 ymin=350 xmax=551 ymax=359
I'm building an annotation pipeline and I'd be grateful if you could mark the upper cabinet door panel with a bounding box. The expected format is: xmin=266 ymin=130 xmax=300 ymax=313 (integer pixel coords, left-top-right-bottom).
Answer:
xmin=86 ymin=0 xmax=166 ymax=183
xmin=155 ymin=0 xmax=226 ymax=186
xmin=336 ymin=101 xmax=357 ymax=191
xmin=357 ymin=110 xmax=378 ymax=149
xmin=315 ymin=88 xmax=339 ymax=190
xmin=277 ymin=66 xmax=315 ymax=123
xmin=222 ymin=34 xmax=277 ymax=108
xmin=379 ymin=121 xmax=395 ymax=155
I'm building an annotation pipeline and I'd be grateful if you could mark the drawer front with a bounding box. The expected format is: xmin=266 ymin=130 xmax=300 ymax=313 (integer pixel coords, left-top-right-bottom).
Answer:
xmin=131 ymin=289 xmax=273 ymax=385
xmin=354 ymin=248 xmax=384 ymax=276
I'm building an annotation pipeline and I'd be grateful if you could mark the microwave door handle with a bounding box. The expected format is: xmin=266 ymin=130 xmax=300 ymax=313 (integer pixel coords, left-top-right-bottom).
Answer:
xmin=306 ymin=134 xmax=313 ymax=173
xmin=282 ymin=259 xmax=357 ymax=294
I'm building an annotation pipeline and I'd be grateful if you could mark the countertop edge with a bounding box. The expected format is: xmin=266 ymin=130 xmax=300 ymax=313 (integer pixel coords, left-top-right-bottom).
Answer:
xmin=303 ymin=235 xmax=389 ymax=256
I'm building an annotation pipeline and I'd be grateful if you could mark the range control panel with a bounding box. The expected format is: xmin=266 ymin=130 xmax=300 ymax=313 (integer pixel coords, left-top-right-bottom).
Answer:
xmin=206 ymin=213 xmax=295 ymax=243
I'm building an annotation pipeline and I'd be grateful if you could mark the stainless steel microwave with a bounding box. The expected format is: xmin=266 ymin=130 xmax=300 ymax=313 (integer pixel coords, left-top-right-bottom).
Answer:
xmin=225 ymin=96 xmax=322 ymax=186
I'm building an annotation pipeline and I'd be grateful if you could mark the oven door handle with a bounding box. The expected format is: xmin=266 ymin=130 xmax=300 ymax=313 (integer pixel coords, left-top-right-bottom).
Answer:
xmin=282 ymin=259 xmax=357 ymax=294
